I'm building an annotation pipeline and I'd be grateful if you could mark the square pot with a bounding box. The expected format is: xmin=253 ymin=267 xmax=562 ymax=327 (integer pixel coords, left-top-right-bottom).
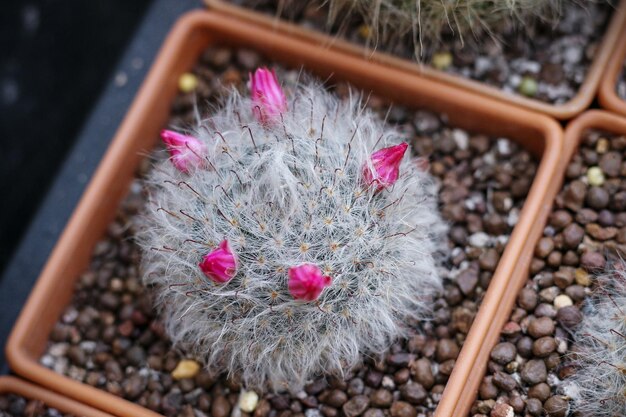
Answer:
xmin=6 ymin=11 xmax=563 ymax=417
xmin=599 ymin=24 xmax=626 ymax=117
xmin=452 ymin=109 xmax=626 ymax=416
xmin=0 ymin=376 xmax=114 ymax=417
xmin=205 ymin=0 xmax=626 ymax=120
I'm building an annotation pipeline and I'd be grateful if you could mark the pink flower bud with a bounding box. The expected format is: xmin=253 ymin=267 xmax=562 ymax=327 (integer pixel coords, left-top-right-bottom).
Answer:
xmin=199 ymin=240 xmax=238 ymax=284
xmin=249 ymin=67 xmax=287 ymax=124
xmin=288 ymin=264 xmax=332 ymax=302
xmin=362 ymin=142 xmax=408 ymax=191
xmin=161 ymin=129 xmax=206 ymax=173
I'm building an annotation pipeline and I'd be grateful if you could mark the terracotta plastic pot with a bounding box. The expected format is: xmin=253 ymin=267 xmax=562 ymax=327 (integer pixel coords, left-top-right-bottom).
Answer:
xmin=205 ymin=0 xmax=626 ymax=120
xmin=0 ymin=376 xmax=114 ymax=417
xmin=6 ymin=10 xmax=563 ymax=417
xmin=599 ymin=23 xmax=626 ymax=116
xmin=451 ymin=109 xmax=626 ymax=415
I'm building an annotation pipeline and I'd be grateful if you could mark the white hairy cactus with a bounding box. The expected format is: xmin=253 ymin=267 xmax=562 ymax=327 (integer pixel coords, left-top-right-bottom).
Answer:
xmin=139 ymin=69 xmax=446 ymax=391
xmin=568 ymin=262 xmax=626 ymax=416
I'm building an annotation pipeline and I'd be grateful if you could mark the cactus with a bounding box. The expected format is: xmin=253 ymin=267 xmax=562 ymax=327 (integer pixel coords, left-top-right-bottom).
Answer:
xmin=567 ymin=261 xmax=626 ymax=416
xmin=272 ymin=0 xmax=568 ymax=57
xmin=139 ymin=68 xmax=446 ymax=391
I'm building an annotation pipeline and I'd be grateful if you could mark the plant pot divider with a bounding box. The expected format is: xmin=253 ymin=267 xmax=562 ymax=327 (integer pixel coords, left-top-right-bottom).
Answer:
xmin=0 ymin=376 xmax=115 ymax=417
xmin=204 ymin=0 xmax=626 ymax=120
xmin=599 ymin=23 xmax=626 ymax=116
xmin=6 ymin=11 xmax=563 ymax=417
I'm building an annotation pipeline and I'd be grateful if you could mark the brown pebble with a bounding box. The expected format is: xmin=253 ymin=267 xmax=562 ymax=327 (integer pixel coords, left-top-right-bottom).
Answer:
xmin=544 ymin=396 xmax=569 ymax=417
xmin=534 ymin=237 xmax=554 ymax=258
xmin=586 ymin=187 xmax=609 ymax=209
xmin=400 ymin=383 xmax=427 ymax=405
xmin=363 ymin=409 xmax=385 ymax=417
xmin=562 ymin=223 xmax=584 ymax=249
xmin=492 ymin=371 xmax=517 ymax=392
xmin=528 ymin=382 xmax=551 ymax=402
xmin=553 ymin=268 xmax=574 ymax=289
xmin=322 ymin=390 xmax=348 ymax=408
xmin=387 ymin=353 xmax=413 ymax=367
xmin=479 ymin=376 xmax=498 ymax=400
xmin=501 ymin=321 xmax=521 ymax=336
xmin=394 ymin=368 xmax=410 ymax=385
xmin=550 ymin=210 xmax=572 ymax=229
xmin=271 ymin=395 xmax=291 ymax=411
xmin=528 ymin=317 xmax=555 ymax=338
xmin=490 ymin=403 xmax=513 ymax=417
xmin=600 ymin=151 xmax=622 ymax=177
xmin=532 ymin=336 xmax=557 ymax=357
xmin=411 ymin=358 xmax=434 ymax=389
xmin=212 ymin=396 xmax=231 ymax=417
xmin=436 ymin=339 xmax=460 ymax=362
xmin=516 ymin=336 xmax=533 ymax=358
xmin=586 ymin=223 xmax=618 ymax=240
xmin=545 ymin=352 xmax=561 ymax=370
xmin=563 ymin=180 xmax=586 ymax=211
xmin=479 ymin=249 xmax=499 ymax=271
xmin=557 ymin=305 xmax=582 ymax=328
xmin=490 ymin=342 xmax=516 ymax=365
xmin=342 ymin=395 xmax=370 ymax=417
xmin=521 ymin=360 xmax=547 ymax=384
xmin=305 ymin=379 xmax=327 ymax=395
xmin=534 ymin=303 xmax=557 ymax=318
xmin=517 ymin=287 xmax=537 ymax=311
xmin=320 ymin=405 xmax=337 ymax=417
xmin=581 ymin=251 xmax=606 ymax=271
xmin=525 ymin=398 xmax=542 ymax=416
xmin=456 ymin=268 xmax=479 ymax=296
xmin=576 ymin=208 xmax=598 ymax=224
xmin=389 ymin=401 xmax=417 ymax=417
xmin=370 ymin=389 xmax=393 ymax=408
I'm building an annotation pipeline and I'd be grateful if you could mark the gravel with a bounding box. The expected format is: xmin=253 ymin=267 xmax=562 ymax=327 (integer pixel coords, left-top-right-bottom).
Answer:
xmin=471 ymin=129 xmax=626 ymax=416
xmin=0 ymin=394 xmax=75 ymax=417
xmin=229 ymin=0 xmax=612 ymax=105
xmin=40 ymin=45 xmax=537 ymax=417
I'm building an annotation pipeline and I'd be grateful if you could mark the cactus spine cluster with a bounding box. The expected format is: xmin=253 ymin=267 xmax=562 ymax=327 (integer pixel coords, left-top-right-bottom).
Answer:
xmin=568 ymin=262 xmax=626 ymax=416
xmin=139 ymin=68 xmax=446 ymax=390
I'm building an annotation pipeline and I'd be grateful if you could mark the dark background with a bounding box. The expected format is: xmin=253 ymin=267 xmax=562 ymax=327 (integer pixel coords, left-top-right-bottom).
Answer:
xmin=0 ymin=0 xmax=153 ymax=275
xmin=0 ymin=0 xmax=199 ymax=372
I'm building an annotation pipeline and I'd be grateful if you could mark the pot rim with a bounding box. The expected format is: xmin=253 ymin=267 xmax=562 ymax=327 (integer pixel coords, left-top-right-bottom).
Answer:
xmin=205 ymin=0 xmax=626 ymax=120
xmin=6 ymin=10 xmax=563 ymax=417
xmin=598 ymin=22 xmax=626 ymax=116
xmin=0 ymin=376 xmax=114 ymax=417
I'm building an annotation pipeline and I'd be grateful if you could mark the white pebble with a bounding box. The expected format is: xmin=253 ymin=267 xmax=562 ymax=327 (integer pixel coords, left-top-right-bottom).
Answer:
xmin=564 ymin=46 xmax=583 ymax=64
xmin=452 ymin=129 xmax=469 ymax=150
xmin=79 ymin=341 xmax=97 ymax=354
xmin=49 ymin=343 xmax=69 ymax=357
xmin=469 ymin=232 xmax=490 ymax=248
xmin=53 ymin=357 xmax=69 ymax=375
xmin=507 ymin=209 xmax=520 ymax=227
xmin=382 ymin=375 xmax=395 ymax=389
xmin=497 ymin=138 xmax=512 ymax=156
xmin=62 ymin=307 xmax=78 ymax=324
xmin=554 ymin=294 xmax=573 ymax=309
xmin=483 ymin=152 xmax=496 ymax=166
xmin=238 ymin=390 xmax=259 ymax=413
xmin=41 ymin=354 xmax=55 ymax=368
xmin=306 ymin=410 xmax=322 ymax=417
xmin=474 ymin=57 xmax=492 ymax=77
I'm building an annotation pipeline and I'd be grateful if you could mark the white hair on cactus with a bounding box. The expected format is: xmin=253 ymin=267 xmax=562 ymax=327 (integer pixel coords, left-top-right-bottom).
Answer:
xmin=139 ymin=75 xmax=447 ymax=391
xmin=568 ymin=261 xmax=626 ymax=416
